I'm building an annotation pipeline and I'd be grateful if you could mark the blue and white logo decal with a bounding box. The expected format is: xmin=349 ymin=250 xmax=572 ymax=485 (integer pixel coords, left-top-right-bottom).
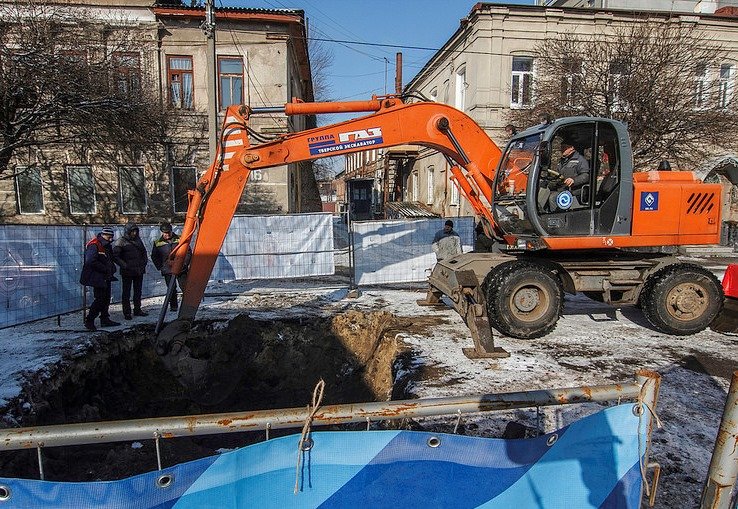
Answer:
xmin=308 ymin=127 xmax=384 ymax=155
xmin=556 ymin=190 xmax=573 ymax=210
xmin=640 ymin=191 xmax=659 ymax=211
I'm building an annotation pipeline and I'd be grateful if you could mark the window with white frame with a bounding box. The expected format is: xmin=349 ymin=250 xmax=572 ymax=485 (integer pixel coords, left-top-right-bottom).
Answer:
xmin=693 ymin=63 xmax=709 ymax=109
xmin=172 ymin=166 xmax=196 ymax=213
xmin=561 ymin=58 xmax=581 ymax=107
xmin=426 ymin=166 xmax=434 ymax=205
xmin=412 ymin=171 xmax=419 ymax=201
xmin=67 ymin=165 xmax=95 ymax=214
xmin=15 ymin=166 xmax=44 ymax=214
xmin=455 ymin=66 xmax=466 ymax=111
xmin=609 ymin=60 xmax=630 ymax=112
xmin=450 ymin=173 xmax=460 ymax=206
xmin=719 ymin=63 xmax=734 ymax=109
xmin=429 ymin=87 xmax=438 ymax=102
xmin=511 ymin=57 xmax=533 ymax=108
xmin=119 ymin=166 xmax=146 ymax=214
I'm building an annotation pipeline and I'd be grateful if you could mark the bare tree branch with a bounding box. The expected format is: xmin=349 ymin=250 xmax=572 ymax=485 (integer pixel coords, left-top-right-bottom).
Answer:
xmin=508 ymin=19 xmax=738 ymax=170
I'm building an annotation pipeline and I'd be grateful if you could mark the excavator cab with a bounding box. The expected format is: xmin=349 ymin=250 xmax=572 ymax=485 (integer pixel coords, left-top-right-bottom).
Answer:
xmin=492 ymin=118 xmax=634 ymax=243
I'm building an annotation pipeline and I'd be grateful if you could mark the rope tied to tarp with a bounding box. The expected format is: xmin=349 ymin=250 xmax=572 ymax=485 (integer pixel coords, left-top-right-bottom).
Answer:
xmin=294 ymin=379 xmax=325 ymax=494
xmin=637 ymin=379 xmax=663 ymax=500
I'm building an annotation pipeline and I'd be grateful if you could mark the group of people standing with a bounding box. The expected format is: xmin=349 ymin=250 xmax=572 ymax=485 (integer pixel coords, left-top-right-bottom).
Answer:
xmin=80 ymin=222 xmax=190 ymax=331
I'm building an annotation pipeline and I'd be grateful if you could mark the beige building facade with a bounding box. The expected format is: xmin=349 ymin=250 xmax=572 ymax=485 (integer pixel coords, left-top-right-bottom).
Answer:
xmin=391 ymin=3 xmax=738 ymax=222
xmin=0 ymin=0 xmax=315 ymax=225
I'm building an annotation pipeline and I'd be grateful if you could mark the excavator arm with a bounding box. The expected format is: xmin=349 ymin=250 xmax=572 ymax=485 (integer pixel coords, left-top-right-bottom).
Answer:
xmin=162 ymin=96 xmax=504 ymax=333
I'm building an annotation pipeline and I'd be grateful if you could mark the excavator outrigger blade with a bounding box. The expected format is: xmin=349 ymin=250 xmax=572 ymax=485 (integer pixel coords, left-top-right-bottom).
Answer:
xmin=710 ymin=264 xmax=738 ymax=333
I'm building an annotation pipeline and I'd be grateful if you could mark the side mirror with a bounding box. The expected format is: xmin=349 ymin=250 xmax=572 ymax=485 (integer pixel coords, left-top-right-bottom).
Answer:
xmin=537 ymin=141 xmax=550 ymax=167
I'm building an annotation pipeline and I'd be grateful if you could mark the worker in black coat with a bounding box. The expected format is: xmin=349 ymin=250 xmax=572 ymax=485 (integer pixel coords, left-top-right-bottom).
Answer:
xmin=113 ymin=222 xmax=149 ymax=320
xmin=151 ymin=222 xmax=191 ymax=312
xmin=80 ymin=226 xmax=120 ymax=331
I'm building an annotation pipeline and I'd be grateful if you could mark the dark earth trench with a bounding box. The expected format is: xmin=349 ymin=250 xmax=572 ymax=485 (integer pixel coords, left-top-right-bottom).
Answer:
xmin=0 ymin=310 xmax=430 ymax=483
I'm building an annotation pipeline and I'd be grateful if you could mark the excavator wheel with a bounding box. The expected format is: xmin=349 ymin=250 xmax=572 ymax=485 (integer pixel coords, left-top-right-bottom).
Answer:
xmin=485 ymin=261 xmax=563 ymax=339
xmin=640 ymin=264 xmax=723 ymax=336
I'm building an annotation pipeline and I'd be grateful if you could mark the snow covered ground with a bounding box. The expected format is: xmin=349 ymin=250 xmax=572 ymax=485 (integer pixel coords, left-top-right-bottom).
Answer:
xmin=0 ymin=258 xmax=737 ymax=507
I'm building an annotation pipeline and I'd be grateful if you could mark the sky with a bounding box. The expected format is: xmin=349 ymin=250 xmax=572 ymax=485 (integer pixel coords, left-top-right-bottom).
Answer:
xmin=226 ymin=0 xmax=535 ymax=104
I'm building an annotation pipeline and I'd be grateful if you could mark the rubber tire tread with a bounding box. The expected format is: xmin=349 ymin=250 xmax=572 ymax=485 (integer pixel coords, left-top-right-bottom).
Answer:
xmin=485 ymin=261 xmax=563 ymax=339
xmin=640 ymin=263 xmax=724 ymax=336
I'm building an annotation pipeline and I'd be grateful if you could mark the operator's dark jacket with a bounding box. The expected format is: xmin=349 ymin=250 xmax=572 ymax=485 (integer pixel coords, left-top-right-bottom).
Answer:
xmin=554 ymin=151 xmax=590 ymax=191
xmin=112 ymin=223 xmax=148 ymax=277
xmin=151 ymin=233 xmax=192 ymax=276
xmin=80 ymin=234 xmax=117 ymax=288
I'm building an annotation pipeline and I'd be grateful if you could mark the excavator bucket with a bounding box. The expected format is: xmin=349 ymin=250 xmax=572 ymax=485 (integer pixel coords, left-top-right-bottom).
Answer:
xmin=710 ymin=264 xmax=738 ymax=333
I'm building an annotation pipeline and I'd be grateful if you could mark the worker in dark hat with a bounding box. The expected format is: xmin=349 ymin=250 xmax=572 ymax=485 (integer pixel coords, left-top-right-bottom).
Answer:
xmin=432 ymin=219 xmax=463 ymax=261
xmin=546 ymin=138 xmax=590 ymax=211
xmin=80 ymin=226 xmax=120 ymax=331
xmin=151 ymin=222 xmax=191 ymax=312
xmin=112 ymin=222 xmax=149 ymax=320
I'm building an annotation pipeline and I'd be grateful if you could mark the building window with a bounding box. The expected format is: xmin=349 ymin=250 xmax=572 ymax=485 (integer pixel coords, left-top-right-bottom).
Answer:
xmin=443 ymin=80 xmax=450 ymax=104
xmin=511 ymin=57 xmax=533 ymax=108
xmin=719 ymin=63 xmax=734 ymax=109
xmin=119 ymin=166 xmax=146 ymax=214
xmin=412 ymin=171 xmax=419 ymax=201
xmin=609 ymin=60 xmax=630 ymax=112
xmin=450 ymin=173 xmax=460 ymax=206
xmin=67 ymin=165 xmax=96 ymax=214
xmin=112 ymin=52 xmax=141 ymax=97
xmin=172 ymin=166 xmax=196 ymax=213
xmin=561 ymin=58 xmax=581 ymax=107
xmin=426 ymin=166 xmax=434 ymax=205
xmin=167 ymin=56 xmax=194 ymax=109
xmin=429 ymin=87 xmax=438 ymax=102
xmin=693 ymin=63 xmax=709 ymax=109
xmin=15 ymin=166 xmax=44 ymax=214
xmin=455 ymin=66 xmax=466 ymax=111
xmin=218 ymin=56 xmax=244 ymax=110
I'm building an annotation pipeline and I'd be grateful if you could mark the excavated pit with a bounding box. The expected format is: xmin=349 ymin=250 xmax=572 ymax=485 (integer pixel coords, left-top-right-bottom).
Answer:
xmin=0 ymin=310 xmax=416 ymax=482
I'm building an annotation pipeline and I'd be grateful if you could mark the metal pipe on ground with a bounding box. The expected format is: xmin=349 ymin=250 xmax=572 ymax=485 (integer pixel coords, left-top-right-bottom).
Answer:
xmin=0 ymin=375 xmax=651 ymax=452
xmin=700 ymin=370 xmax=738 ymax=509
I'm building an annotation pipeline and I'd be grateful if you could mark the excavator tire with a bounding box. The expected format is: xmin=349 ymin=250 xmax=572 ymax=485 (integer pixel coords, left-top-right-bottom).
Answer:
xmin=485 ymin=261 xmax=563 ymax=339
xmin=640 ymin=264 xmax=723 ymax=336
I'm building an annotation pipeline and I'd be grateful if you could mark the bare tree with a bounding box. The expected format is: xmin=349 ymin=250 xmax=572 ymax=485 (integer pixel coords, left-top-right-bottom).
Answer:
xmin=0 ymin=1 xmax=173 ymax=179
xmin=508 ymin=20 xmax=738 ymax=170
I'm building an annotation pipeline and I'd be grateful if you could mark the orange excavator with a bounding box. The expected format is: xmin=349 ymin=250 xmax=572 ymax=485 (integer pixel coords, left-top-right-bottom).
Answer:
xmin=156 ymin=94 xmax=726 ymax=393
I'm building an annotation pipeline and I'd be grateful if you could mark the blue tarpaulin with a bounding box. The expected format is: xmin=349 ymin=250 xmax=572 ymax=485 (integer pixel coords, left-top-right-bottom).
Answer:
xmin=0 ymin=404 xmax=646 ymax=508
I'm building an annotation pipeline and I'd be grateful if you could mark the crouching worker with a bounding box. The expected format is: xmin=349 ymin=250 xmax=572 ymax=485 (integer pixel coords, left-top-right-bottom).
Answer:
xmin=151 ymin=222 xmax=191 ymax=312
xmin=80 ymin=226 xmax=120 ymax=331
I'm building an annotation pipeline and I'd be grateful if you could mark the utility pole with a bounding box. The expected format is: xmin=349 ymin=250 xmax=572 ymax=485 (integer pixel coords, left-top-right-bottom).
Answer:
xmin=202 ymin=0 xmax=217 ymax=161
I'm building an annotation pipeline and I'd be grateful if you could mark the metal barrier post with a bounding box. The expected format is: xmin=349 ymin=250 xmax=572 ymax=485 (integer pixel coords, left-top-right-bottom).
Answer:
xmin=700 ymin=370 xmax=738 ymax=509
xmin=636 ymin=369 xmax=661 ymax=506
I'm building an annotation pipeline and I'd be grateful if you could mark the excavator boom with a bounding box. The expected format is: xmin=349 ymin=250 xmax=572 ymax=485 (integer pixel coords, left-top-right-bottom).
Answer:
xmin=165 ymin=96 xmax=503 ymax=327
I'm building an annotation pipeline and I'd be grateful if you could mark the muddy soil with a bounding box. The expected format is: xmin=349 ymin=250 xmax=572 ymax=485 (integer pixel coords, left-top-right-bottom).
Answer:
xmin=0 ymin=310 xmax=413 ymax=482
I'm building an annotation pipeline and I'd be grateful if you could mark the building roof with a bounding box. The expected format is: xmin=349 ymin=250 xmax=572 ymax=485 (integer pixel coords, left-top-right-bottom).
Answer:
xmin=384 ymin=201 xmax=439 ymax=219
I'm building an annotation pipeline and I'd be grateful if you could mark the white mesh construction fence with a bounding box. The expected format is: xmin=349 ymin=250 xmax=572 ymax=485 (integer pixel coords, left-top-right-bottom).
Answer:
xmin=0 ymin=213 xmax=335 ymax=328
xmin=217 ymin=214 xmax=334 ymax=280
xmin=352 ymin=217 xmax=475 ymax=285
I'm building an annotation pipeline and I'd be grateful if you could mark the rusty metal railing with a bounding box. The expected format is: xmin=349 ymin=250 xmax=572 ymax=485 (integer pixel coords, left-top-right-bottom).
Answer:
xmin=1 ymin=369 xmax=661 ymax=499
